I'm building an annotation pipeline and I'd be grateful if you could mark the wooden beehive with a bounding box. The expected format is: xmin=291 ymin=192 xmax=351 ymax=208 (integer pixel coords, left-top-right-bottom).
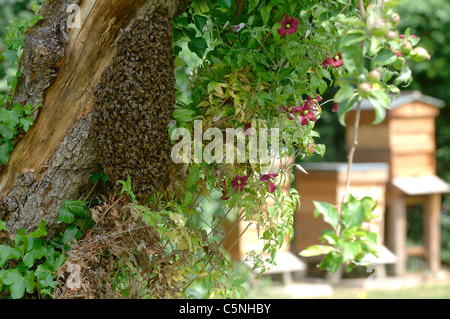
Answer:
xmin=344 ymin=91 xmax=449 ymax=275
xmin=292 ymin=162 xmax=390 ymax=256
xmin=345 ymin=91 xmax=445 ymax=178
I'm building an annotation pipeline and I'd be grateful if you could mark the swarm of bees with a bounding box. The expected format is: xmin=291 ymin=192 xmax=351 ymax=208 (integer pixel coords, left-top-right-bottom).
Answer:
xmin=91 ymin=8 xmax=175 ymax=199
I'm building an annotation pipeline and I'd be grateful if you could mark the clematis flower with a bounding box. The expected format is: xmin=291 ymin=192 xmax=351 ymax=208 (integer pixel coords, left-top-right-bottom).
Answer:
xmin=280 ymin=105 xmax=302 ymax=120
xmin=297 ymin=101 xmax=318 ymax=126
xmin=260 ymin=170 xmax=278 ymax=182
xmin=231 ymin=174 xmax=250 ymax=193
xmin=268 ymin=182 xmax=277 ymax=193
xmin=232 ymin=22 xmax=245 ymax=33
xmin=221 ymin=190 xmax=231 ymax=200
xmin=277 ymin=14 xmax=299 ymax=37
xmin=260 ymin=171 xmax=278 ymax=193
xmin=322 ymin=52 xmax=343 ymax=68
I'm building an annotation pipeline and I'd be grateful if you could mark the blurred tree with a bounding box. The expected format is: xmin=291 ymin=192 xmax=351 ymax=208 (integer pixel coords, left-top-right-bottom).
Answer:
xmin=394 ymin=0 xmax=450 ymax=182
xmin=394 ymin=0 xmax=450 ymax=264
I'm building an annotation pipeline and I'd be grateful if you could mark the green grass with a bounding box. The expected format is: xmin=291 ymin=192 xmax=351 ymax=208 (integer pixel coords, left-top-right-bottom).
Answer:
xmin=330 ymin=283 xmax=450 ymax=299
xmin=246 ymin=277 xmax=450 ymax=299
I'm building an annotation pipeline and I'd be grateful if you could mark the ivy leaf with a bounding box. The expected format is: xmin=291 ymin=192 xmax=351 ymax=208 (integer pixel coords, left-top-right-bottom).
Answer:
xmin=0 ymin=124 xmax=17 ymax=139
xmin=0 ymin=245 xmax=12 ymax=268
xmin=57 ymin=200 xmax=90 ymax=224
xmin=2 ymin=268 xmax=35 ymax=299
xmin=188 ymin=37 xmax=208 ymax=59
xmin=29 ymin=220 xmax=47 ymax=239
xmin=23 ymin=240 xmax=47 ymax=268
xmin=0 ymin=140 xmax=14 ymax=165
xmin=0 ymin=103 xmax=23 ymax=127
xmin=20 ymin=116 xmax=34 ymax=132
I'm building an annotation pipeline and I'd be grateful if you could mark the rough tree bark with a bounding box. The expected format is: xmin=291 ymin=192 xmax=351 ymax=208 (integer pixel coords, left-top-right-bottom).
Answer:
xmin=0 ymin=0 xmax=191 ymax=236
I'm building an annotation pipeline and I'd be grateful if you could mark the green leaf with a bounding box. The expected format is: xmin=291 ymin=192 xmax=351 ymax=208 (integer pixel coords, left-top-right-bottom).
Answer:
xmin=188 ymin=37 xmax=208 ymax=59
xmin=57 ymin=200 xmax=90 ymax=224
xmin=0 ymin=245 xmax=12 ymax=268
xmin=299 ymin=245 xmax=335 ymax=257
xmin=368 ymin=89 xmax=390 ymax=125
xmin=260 ymin=4 xmax=273 ymax=25
xmin=334 ymin=84 xmax=355 ymax=103
xmin=173 ymin=109 xmax=197 ymax=122
xmin=185 ymin=164 xmax=200 ymax=189
xmin=62 ymin=226 xmax=81 ymax=245
xmin=20 ymin=116 xmax=34 ymax=132
xmin=370 ymin=49 xmax=398 ymax=68
xmin=193 ymin=15 xmax=208 ymax=32
xmin=341 ymin=45 xmax=364 ymax=74
xmin=394 ymin=63 xmax=412 ymax=86
xmin=218 ymin=0 xmax=232 ymax=9
xmin=29 ymin=220 xmax=47 ymax=239
xmin=2 ymin=49 xmax=19 ymax=65
xmin=340 ymin=30 xmax=366 ymax=48
xmin=0 ymin=140 xmax=14 ymax=164
xmin=342 ymin=199 xmax=365 ymax=229
xmin=0 ymin=104 xmax=23 ymax=127
xmin=23 ymin=240 xmax=47 ymax=268
xmin=0 ymin=220 xmax=7 ymax=233
xmin=317 ymin=251 xmax=342 ymax=274
xmin=341 ymin=241 xmax=361 ymax=262
xmin=2 ymin=268 xmax=35 ymax=299
xmin=313 ymin=201 xmax=340 ymax=230
xmin=0 ymin=124 xmax=16 ymax=139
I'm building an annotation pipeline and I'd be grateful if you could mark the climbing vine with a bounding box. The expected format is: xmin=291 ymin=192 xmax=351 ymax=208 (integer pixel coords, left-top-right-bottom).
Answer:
xmin=0 ymin=0 xmax=431 ymax=299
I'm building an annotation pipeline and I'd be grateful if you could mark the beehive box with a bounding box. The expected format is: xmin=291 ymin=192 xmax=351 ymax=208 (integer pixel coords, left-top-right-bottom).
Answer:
xmin=345 ymin=91 xmax=445 ymax=179
xmin=292 ymin=162 xmax=390 ymax=255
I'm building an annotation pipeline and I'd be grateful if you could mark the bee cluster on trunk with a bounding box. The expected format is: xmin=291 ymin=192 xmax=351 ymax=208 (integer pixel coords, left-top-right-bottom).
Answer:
xmin=91 ymin=8 xmax=175 ymax=199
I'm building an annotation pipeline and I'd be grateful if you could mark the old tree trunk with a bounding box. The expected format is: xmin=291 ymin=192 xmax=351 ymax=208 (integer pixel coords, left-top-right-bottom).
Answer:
xmin=0 ymin=0 xmax=191 ymax=236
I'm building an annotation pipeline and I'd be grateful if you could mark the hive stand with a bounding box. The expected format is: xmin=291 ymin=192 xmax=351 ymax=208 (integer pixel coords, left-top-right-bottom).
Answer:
xmin=345 ymin=91 xmax=450 ymax=276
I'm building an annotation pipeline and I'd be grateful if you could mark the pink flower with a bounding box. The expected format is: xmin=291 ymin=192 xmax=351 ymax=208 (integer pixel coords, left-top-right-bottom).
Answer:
xmin=298 ymin=101 xmax=318 ymax=126
xmin=231 ymin=174 xmax=250 ymax=193
xmin=260 ymin=171 xmax=279 ymax=182
xmin=281 ymin=95 xmax=321 ymax=125
xmin=332 ymin=103 xmax=338 ymax=112
xmin=268 ymin=182 xmax=277 ymax=193
xmin=280 ymin=105 xmax=302 ymax=120
xmin=277 ymin=14 xmax=299 ymax=37
xmin=221 ymin=190 xmax=231 ymax=200
xmin=260 ymin=171 xmax=278 ymax=193
xmin=322 ymin=52 xmax=343 ymax=68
